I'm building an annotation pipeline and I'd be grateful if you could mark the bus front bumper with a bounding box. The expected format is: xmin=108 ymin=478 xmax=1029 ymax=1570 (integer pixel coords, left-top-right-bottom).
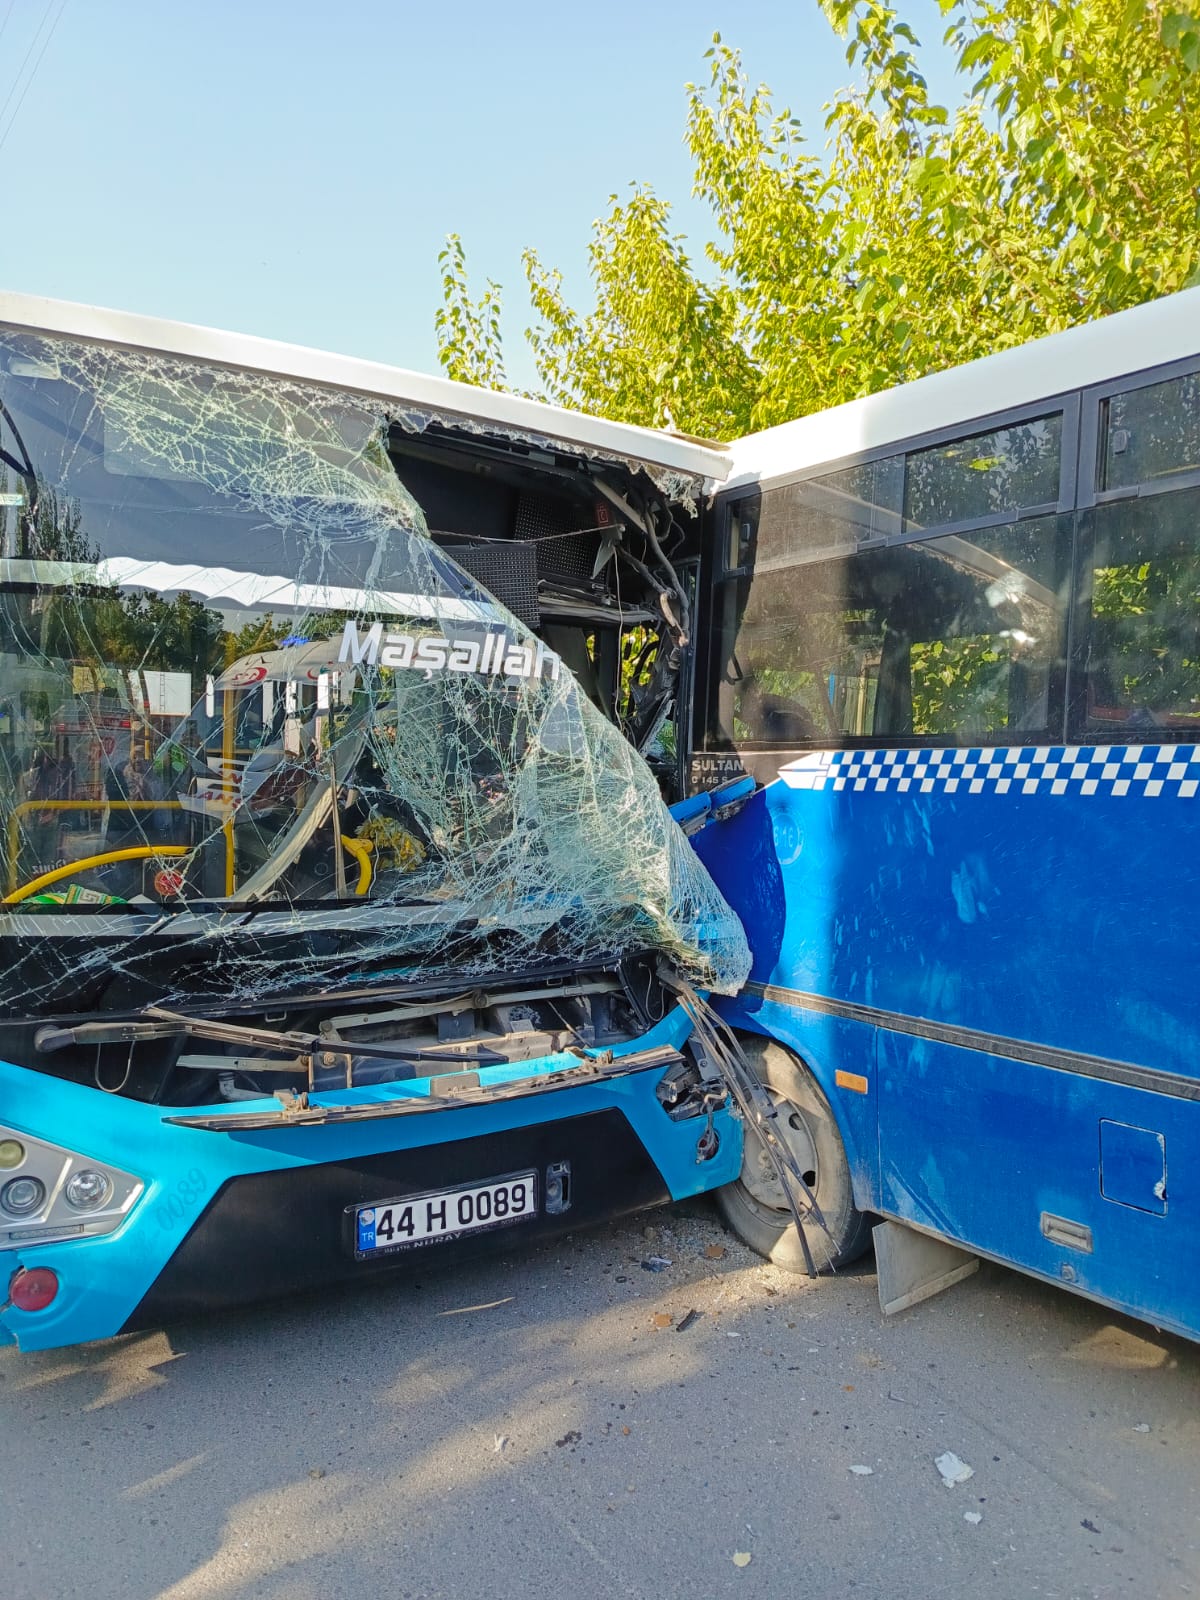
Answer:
xmin=0 ymin=1010 xmax=741 ymax=1352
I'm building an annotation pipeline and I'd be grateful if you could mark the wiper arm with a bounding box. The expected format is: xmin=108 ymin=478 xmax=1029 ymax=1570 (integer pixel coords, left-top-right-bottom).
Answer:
xmin=33 ymin=1006 xmax=502 ymax=1068
xmin=162 ymin=1041 xmax=683 ymax=1130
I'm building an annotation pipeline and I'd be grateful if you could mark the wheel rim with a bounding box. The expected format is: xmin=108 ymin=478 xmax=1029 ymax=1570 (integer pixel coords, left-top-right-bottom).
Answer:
xmin=738 ymin=1090 xmax=819 ymax=1215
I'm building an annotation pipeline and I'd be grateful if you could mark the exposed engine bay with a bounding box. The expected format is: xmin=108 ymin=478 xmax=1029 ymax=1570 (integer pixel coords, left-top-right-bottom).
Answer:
xmin=22 ymin=955 xmax=714 ymax=1115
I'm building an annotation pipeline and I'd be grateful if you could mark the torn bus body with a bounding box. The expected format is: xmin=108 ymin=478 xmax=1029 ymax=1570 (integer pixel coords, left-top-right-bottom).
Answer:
xmin=0 ymin=300 xmax=755 ymax=1349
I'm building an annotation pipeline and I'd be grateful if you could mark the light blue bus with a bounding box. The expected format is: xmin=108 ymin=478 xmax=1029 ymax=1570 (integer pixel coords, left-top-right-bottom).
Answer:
xmin=0 ymin=294 xmax=763 ymax=1352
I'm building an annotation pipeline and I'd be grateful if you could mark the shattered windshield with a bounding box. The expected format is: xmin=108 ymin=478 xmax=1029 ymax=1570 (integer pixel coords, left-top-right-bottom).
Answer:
xmin=0 ymin=329 xmax=749 ymax=1011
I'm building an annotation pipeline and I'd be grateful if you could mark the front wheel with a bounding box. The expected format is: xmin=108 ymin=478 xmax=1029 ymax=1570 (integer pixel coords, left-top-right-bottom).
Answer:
xmin=715 ymin=1035 xmax=872 ymax=1274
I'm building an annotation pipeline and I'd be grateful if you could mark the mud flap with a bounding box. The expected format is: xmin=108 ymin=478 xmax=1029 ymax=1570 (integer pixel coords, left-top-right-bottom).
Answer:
xmin=874 ymin=1219 xmax=979 ymax=1316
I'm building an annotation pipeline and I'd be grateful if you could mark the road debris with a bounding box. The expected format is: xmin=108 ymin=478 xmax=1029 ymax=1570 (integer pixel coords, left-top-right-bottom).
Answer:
xmin=705 ymin=1244 xmax=726 ymax=1260
xmin=652 ymin=1312 xmax=674 ymax=1329
xmin=493 ymin=1434 xmax=508 ymax=1454
xmin=642 ymin=1256 xmax=672 ymax=1272
xmin=1134 ymin=1423 xmax=1150 ymax=1433
xmin=1082 ymin=1519 xmax=1100 ymax=1534
xmin=555 ymin=1430 xmax=582 ymax=1448
xmin=438 ymin=1296 xmax=515 ymax=1316
xmin=732 ymin=1552 xmax=752 ymax=1568
xmin=677 ymin=1308 xmax=701 ymax=1332
xmin=935 ymin=1451 xmax=975 ymax=1487
xmin=964 ymin=1512 xmax=982 ymax=1526
xmin=848 ymin=1465 xmax=874 ymax=1476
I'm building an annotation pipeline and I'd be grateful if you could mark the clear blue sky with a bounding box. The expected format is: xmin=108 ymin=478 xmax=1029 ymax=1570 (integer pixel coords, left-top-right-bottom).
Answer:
xmin=0 ymin=0 xmax=959 ymax=390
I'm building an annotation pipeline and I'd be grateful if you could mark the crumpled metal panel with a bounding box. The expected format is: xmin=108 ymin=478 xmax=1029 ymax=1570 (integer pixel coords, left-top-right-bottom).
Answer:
xmin=385 ymin=399 xmax=708 ymax=512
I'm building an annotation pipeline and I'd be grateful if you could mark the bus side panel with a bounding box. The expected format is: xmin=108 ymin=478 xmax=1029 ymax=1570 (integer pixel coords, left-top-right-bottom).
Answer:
xmin=693 ymin=757 xmax=1200 ymax=1336
xmin=876 ymin=1031 xmax=1196 ymax=1337
xmin=696 ymin=762 xmax=1200 ymax=1079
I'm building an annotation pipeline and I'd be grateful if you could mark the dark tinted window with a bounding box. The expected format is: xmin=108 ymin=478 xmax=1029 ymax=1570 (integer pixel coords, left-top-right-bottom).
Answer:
xmin=903 ymin=415 xmax=1062 ymax=530
xmin=708 ymin=514 xmax=1067 ymax=747
xmin=1102 ymin=371 xmax=1200 ymax=491
xmin=1084 ymin=485 xmax=1200 ymax=733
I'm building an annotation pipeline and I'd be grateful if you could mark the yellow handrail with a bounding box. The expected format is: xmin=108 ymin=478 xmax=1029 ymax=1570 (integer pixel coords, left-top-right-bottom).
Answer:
xmin=4 ymin=847 xmax=189 ymax=904
xmin=340 ymin=834 xmax=374 ymax=897
xmin=6 ymin=804 xmax=373 ymax=903
xmin=5 ymin=799 xmax=236 ymax=897
xmin=5 ymin=800 xmax=185 ymax=893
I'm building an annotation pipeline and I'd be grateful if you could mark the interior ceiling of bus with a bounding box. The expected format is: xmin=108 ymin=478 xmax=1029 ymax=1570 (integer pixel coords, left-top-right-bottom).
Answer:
xmin=0 ymin=330 xmax=751 ymax=1016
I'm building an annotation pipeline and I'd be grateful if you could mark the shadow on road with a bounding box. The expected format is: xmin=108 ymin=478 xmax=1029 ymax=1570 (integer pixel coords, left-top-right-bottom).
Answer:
xmin=3 ymin=1200 xmax=1199 ymax=1600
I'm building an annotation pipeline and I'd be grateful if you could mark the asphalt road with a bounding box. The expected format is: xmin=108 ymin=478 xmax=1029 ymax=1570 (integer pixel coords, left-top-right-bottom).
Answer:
xmin=2 ymin=1199 xmax=1197 ymax=1600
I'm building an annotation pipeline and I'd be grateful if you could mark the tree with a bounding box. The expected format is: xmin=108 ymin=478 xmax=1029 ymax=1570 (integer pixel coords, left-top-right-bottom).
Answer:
xmin=436 ymin=0 xmax=1200 ymax=436
xmin=434 ymin=235 xmax=509 ymax=393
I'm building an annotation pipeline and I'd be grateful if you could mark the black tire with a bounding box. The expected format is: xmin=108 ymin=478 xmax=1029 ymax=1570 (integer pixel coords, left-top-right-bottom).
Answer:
xmin=715 ymin=1034 xmax=872 ymax=1273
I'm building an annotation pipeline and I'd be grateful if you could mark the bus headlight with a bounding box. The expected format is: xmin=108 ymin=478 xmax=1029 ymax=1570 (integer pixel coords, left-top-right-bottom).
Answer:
xmin=1 ymin=1176 xmax=46 ymax=1216
xmin=0 ymin=1125 xmax=142 ymax=1249
xmin=0 ymin=1139 xmax=25 ymax=1170
xmin=64 ymin=1170 xmax=112 ymax=1211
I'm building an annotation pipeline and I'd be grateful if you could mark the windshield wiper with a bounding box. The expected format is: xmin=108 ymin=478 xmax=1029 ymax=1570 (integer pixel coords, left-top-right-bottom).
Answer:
xmin=33 ymin=1006 xmax=503 ymax=1070
xmin=161 ymin=1041 xmax=684 ymax=1130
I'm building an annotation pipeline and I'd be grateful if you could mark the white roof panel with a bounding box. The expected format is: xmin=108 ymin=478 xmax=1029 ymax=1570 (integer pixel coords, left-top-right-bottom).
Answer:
xmin=8 ymin=286 xmax=1199 ymax=501
xmin=725 ymin=287 xmax=1200 ymax=490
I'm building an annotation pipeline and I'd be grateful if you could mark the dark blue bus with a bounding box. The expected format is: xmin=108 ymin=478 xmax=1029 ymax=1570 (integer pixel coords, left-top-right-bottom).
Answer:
xmin=691 ymin=286 xmax=1200 ymax=1338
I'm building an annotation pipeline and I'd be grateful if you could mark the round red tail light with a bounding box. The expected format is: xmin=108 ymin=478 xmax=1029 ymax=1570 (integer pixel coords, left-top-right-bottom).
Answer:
xmin=9 ymin=1267 xmax=59 ymax=1313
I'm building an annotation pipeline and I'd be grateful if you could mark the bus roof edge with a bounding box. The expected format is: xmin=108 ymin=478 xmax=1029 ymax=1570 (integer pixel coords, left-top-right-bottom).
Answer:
xmin=725 ymin=286 xmax=1200 ymax=490
xmin=0 ymin=288 xmax=731 ymax=487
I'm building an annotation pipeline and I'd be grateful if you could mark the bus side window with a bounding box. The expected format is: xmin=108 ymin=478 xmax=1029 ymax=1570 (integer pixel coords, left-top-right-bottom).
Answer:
xmin=1086 ymin=484 xmax=1200 ymax=734
xmin=882 ymin=518 xmax=1066 ymax=740
xmin=1101 ymin=371 xmax=1200 ymax=492
xmin=709 ymin=513 xmax=1068 ymax=749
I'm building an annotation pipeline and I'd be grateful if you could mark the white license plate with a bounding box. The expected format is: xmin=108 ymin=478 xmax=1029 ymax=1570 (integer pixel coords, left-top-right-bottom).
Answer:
xmin=354 ymin=1170 xmax=538 ymax=1256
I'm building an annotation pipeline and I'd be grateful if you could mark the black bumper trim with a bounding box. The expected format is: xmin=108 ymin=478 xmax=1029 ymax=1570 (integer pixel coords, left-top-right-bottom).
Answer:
xmin=121 ymin=1107 xmax=670 ymax=1332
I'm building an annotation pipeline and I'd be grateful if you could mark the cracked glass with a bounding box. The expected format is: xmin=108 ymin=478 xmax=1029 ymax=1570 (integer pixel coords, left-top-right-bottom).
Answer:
xmin=0 ymin=329 xmax=749 ymax=1016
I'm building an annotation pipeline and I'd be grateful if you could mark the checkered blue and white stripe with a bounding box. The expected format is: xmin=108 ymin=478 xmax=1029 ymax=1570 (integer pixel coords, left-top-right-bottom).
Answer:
xmin=779 ymin=744 xmax=1200 ymax=798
